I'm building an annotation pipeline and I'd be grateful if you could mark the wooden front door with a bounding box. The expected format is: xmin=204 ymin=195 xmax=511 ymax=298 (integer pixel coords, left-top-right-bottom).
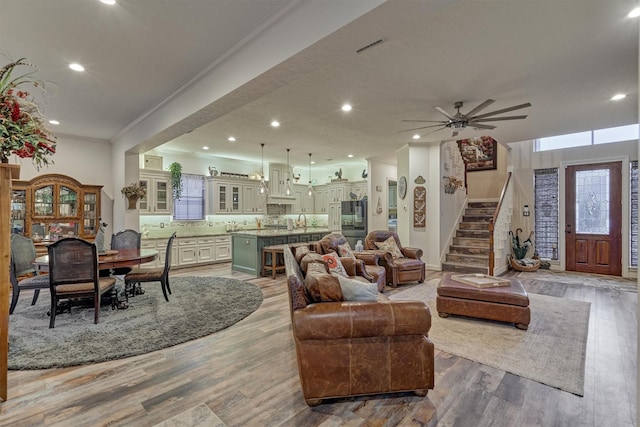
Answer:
xmin=565 ymin=162 xmax=622 ymax=276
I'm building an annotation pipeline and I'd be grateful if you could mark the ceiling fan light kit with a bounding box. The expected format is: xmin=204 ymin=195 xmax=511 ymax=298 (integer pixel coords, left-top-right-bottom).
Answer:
xmin=401 ymin=99 xmax=532 ymax=138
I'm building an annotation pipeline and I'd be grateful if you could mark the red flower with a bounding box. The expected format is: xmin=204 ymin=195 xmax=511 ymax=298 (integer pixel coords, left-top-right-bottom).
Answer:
xmin=11 ymin=101 xmax=20 ymax=121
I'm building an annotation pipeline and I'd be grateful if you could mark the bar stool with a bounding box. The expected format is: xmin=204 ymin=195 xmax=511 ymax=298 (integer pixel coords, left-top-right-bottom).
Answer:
xmin=262 ymin=244 xmax=287 ymax=279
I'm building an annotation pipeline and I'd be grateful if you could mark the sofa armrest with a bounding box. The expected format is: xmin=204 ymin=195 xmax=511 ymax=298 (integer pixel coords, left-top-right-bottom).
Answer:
xmin=293 ymin=300 xmax=431 ymax=340
xmin=340 ymin=257 xmax=373 ymax=281
xmin=402 ymin=247 xmax=423 ymax=259
xmin=354 ymin=251 xmax=380 ymax=265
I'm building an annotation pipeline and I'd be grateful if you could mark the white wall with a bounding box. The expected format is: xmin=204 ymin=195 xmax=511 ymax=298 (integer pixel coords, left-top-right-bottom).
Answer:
xmin=367 ymin=159 xmax=396 ymax=232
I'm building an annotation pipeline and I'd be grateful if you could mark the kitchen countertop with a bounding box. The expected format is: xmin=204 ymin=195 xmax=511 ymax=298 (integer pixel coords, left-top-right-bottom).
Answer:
xmin=231 ymin=228 xmax=330 ymax=237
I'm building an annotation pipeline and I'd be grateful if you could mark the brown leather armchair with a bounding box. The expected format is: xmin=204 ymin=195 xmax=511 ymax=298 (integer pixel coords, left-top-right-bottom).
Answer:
xmin=284 ymin=245 xmax=435 ymax=406
xmin=317 ymin=233 xmax=386 ymax=291
xmin=364 ymin=230 xmax=425 ymax=287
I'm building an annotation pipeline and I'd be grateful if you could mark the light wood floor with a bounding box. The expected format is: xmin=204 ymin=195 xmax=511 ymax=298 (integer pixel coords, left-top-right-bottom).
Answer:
xmin=0 ymin=264 xmax=636 ymax=427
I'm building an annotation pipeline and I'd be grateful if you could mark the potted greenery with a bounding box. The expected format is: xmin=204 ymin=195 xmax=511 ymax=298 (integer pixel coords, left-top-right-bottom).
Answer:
xmin=121 ymin=182 xmax=146 ymax=209
xmin=168 ymin=162 xmax=183 ymax=200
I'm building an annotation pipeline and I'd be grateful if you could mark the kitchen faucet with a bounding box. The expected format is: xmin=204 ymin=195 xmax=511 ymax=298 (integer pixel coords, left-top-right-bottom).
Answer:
xmin=297 ymin=213 xmax=307 ymax=228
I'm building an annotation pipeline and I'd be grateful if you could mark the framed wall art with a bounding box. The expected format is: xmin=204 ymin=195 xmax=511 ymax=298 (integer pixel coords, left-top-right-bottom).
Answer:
xmin=457 ymin=136 xmax=497 ymax=171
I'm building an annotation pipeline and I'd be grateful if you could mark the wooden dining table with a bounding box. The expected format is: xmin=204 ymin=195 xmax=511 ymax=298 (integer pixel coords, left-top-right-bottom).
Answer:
xmin=33 ymin=248 xmax=159 ymax=273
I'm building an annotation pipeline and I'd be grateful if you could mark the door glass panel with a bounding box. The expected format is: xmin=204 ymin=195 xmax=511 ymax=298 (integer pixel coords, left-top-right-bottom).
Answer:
xmin=84 ymin=192 xmax=97 ymax=236
xmin=59 ymin=186 xmax=78 ymax=216
xmin=156 ymin=181 xmax=168 ymax=210
xmin=575 ymin=169 xmax=609 ymax=234
xmin=34 ymin=185 xmax=54 ymax=216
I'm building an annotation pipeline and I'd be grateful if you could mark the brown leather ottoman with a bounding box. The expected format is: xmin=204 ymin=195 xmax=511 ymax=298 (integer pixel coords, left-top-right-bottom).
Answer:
xmin=436 ymin=273 xmax=530 ymax=330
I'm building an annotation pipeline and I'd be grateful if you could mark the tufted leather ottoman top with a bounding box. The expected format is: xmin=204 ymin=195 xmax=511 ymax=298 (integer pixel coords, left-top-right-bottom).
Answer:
xmin=437 ymin=273 xmax=529 ymax=307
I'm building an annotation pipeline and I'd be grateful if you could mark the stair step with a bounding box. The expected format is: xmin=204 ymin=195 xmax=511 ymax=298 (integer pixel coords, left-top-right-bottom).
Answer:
xmin=449 ymin=245 xmax=491 ymax=256
xmin=457 ymin=229 xmax=490 ymax=238
xmin=465 ymin=208 xmax=496 ymax=216
xmin=453 ymin=237 xmax=490 ymax=248
xmin=463 ymin=214 xmax=493 ymax=222
xmin=441 ymin=261 xmax=489 ymax=274
xmin=468 ymin=202 xmax=498 ymax=209
xmin=459 ymin=222 xmax=489 ymax=231
xmin=446 ymin=253 xmax=489 ymax=265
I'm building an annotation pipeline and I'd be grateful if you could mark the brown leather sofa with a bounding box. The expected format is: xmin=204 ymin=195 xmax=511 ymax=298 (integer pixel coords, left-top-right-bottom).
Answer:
xmin=364 ymin=230 xmax=425 ymax=287
xmin=317 ymin=233 xmax=386 ymax=291
xmin=284 ymin=245 xmax=435 ymax=406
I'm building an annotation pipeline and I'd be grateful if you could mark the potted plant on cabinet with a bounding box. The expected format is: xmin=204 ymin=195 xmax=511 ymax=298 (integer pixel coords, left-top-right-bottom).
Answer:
xmin=168 ymin=162 xmax=183 ymax=200
xmin=121 ymin=182 xmax=146 ymax=209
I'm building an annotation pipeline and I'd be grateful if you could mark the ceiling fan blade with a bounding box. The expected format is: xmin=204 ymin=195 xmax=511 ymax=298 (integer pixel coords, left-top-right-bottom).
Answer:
xmin=399 ymin=124 xmax=445 ymax=133
xmin=464 ymin=99 xmax=495 ymax=117
xmin=470 ymin=102 xmax=532 ymax=120
xmin=470 ymin=123 xmax=496 ymax=130
xmin=472 ymin=115 xmax=528 ymax=122
xmin=434 ymin=106 xmax=454 ymax=120
xmin=401 ymin=119 xmax=446 ymax=123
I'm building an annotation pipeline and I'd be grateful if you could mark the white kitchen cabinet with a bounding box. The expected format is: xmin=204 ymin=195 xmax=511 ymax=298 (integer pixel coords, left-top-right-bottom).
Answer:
xmin=328 ymin=203 xmax=342 ymax=232
xmin=178 ymin=237 xmax=198 ymax=265
xmin=268 ymin=163 xmax=291 ymax=196
xmin=139 ymin=171 xmax=172 ymax=214
xmin=242 ymin=182 xmax=266 ymax=214
xmin=293 ymin=184 xmax=314 ymax=214
xmin=140 ymin=237 xmax=178 ymax=268
xmin=349 ymin=181 xmax=368 ymax=200
xmin=328 ymin=183 xmax=347 ymax=203
xmin=215 ymin=235 xmax=232 ymax=261
xmin=207 ymin=178 xmax=242 ymax=214
xmin=196 ymin=237 xmax=216 ymax=262
xmin=314 ymin=185 xmax=328 ymax=213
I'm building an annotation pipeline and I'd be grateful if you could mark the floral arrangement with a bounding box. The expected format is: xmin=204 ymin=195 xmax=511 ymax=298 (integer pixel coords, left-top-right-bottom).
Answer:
xmin=443 ymin=175 xmax=465 ymax=194
xmin=0 ymin=57 xmax=57 ymax=169
xmin=121 ymin=182 xmax=146 ymax=199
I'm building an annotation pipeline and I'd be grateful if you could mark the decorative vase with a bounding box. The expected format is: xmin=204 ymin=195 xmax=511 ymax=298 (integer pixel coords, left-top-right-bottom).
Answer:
xmin=127 ymin=196 xmax=139 ymax=209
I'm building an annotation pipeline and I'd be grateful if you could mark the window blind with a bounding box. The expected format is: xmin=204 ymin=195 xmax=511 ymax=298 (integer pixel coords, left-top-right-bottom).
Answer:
xmin=534 ymin=168 xmax=559 ymax=259
xmin=173 ymin=174 xmax=205 ymax=220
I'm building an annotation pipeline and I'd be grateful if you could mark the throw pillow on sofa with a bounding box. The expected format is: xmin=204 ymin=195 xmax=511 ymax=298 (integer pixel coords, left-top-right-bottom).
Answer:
xmin=300 ymin=252 xmax=326 ymax=273
xmin=374 ymin=236 xmax=403 ymax=259
xmin=337 ymin=242 xmax=355 ymax=258
xmin=334 ymin=274 xmax=378 ymax=301
xmin=295 ymin=245 xmax=310 ymax=263
xmin=321 ymin=252 xmax=348 ymax=277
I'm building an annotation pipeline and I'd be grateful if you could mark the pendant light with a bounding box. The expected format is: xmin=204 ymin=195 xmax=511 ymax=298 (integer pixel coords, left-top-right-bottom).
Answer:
xmin=307 ymin=153 xmax=314 ymax=198
xmin=284 ymin=148 xmax=293 ymax=197
xmin=258 ymin=143 xmax=269 ymax=197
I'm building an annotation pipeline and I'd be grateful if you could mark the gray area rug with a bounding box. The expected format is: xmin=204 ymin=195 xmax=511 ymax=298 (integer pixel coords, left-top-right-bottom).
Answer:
xmin=390 ymin=279 xmax=591 ymax=396
xmin=9 ymin=276 xmax=263 ymax=370
xmin=517 ymin=269 xmax=637 ymax=292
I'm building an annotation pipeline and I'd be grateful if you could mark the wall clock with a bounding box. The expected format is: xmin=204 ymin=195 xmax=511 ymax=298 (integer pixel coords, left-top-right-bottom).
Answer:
xmin=398 ymin=176 xmax=407 ymax=200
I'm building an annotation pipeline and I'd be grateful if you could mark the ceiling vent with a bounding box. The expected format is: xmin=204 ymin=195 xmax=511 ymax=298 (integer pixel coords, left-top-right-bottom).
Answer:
xmin=356 ymin=38 xmax=385 ymax=54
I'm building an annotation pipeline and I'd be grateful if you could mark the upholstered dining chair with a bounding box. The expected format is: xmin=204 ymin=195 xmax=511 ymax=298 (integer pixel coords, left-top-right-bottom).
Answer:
xmin=47 ymin=237 xmax=116 ymax=328
xmin=109 ymin=229 xmax=142 ymax=277
xmin=9 ymin=234 xmax=50 ymax=314
xmin=364 ymin=230 xmax=425 ymax=287
xmin=124 ymin=232 xmax=176 ymax=302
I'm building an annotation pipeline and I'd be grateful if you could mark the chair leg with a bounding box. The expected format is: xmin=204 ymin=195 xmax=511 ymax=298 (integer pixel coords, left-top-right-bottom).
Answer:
xmin=9 ymin=288 xmax=20 ymax=314
xmin=94 ymin=295 xmax=100 ymax=324
xmin=31 ymin=289 xmax=40 ymax=305
xmin=165 ymin=277 xmax=172 ymax=295
xmin=160 ymin=280 xmax=169 ymax=302
xmin=49 ymin=297 xmax=56 ymax=328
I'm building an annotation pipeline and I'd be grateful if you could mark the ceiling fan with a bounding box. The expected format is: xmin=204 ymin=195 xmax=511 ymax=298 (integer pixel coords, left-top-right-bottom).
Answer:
xmin=400 ymin=99 xmax=532 ymax=138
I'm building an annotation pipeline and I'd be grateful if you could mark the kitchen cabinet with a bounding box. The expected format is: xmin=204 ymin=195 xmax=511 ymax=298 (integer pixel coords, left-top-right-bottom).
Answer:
xmin=349 ymin=181 xmax=368 ymax=200
xmin=328 ymin=203 xmax=342 ymax=232
xmin=207 ymin=178 xmax=242 ymax=214
xmin=313 ymin=185 xmax=328 ymax=213
xmin=293 ymin=184 xmax=314 ymax=214
xmin=11 ymin=174 xmax=102 ymax=241
xmin=140 ymin=237 xmax=178 ymax=269
xmin=196 ymin=237 xmax=216 ymax=262
xmin=141 ymin=234 xmax=232 ymax=269
xmin=268 ymin=163 xmax=291 ymax=196
xmin=139 ymin=170 xmax=172 ymax=214
xmin=178 ymin=237 xmax=199 ymax=265
xmin=215 ymin=235 xmax=232 ymax=261
xmin=242 ymin=182 xmax=266 ymax=214
xmin=328 ymin=183 xmax=347 ymax=203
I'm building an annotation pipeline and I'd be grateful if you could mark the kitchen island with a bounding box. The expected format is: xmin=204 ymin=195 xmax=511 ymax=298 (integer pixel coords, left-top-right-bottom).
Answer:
xmin=231 ymin=228 xmax=329 ymax=276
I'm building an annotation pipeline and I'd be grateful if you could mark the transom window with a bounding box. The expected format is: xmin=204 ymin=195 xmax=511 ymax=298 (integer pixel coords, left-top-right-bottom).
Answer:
xmin=535 ymin=124 xmax=638 ymax=152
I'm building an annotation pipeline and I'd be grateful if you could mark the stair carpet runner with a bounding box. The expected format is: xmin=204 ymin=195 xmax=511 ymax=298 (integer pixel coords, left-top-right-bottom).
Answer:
xmin=442 ymin=201 xmax=497 ymax=274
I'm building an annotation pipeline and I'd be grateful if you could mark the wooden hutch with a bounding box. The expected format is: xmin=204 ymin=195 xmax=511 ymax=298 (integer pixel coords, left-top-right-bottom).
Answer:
xmin=10 ymin=174 xmax=102 ymax=254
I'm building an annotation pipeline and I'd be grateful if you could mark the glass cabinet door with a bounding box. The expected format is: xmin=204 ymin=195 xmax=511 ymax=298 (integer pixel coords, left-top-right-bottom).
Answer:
xmin=231 ymin=185 xmax=240 ymax=212
xmin=155 ymin=180 xmax=168 ymax=211
xmin=34 ymin=185 xmax=54 ymax=216
xmin=83 ymin=192 xmax=98 ymax=236
xmin=139 ymin=178 xmax=149 ymax=211
xmin=11 ymin=189 xmax=26 ymax=234
xmin=59 ymin=186 xmax=78 ymax=217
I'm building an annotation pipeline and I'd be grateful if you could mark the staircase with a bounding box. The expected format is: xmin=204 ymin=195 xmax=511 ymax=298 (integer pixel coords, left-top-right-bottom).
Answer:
xmin=442 ymin=201 xmax=497 ymax=274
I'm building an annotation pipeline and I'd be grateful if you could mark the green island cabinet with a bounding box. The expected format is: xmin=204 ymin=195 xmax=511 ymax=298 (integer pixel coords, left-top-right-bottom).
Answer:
xmin=231 ymin=229 xmax=328 ymax=276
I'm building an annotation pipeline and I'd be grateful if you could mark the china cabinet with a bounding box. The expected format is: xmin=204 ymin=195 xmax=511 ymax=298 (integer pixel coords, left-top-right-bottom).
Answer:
xmin=11 ymin=174 xmax=102 ymax=241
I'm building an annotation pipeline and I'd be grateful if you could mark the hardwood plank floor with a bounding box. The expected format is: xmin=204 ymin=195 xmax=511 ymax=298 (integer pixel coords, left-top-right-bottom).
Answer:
xmin=0 ymin=265 xmax=636 ymax=426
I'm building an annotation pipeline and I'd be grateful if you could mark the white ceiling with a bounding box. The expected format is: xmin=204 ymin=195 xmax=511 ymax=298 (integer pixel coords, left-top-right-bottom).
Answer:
xmin=1 ymin=0 xmax=637 ymax=171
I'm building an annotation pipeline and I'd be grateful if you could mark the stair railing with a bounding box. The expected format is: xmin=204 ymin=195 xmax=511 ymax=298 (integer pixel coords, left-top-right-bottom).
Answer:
xmin=488 ymin=171 xmax=513 ymax=275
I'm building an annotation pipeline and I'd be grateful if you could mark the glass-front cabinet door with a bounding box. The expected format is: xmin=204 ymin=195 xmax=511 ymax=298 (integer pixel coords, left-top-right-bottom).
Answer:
xmin=155 ymin=179 xmax=169 ymax=212
xmin=33 ymin=185 xmax=54 ymax=216
xmin=11 ymin=189 xmax=26 ymax=234
xmin=59 ymin=186 xmax=78 ymax=217
xmin=83 ymin=191 xmax=98 ymax=237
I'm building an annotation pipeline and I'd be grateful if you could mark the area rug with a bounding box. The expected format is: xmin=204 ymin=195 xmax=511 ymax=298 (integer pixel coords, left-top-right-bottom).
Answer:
xmin=390 ymin=279 xmax=591 ymax=396
xmin=517 ymin=269 xmax=637 ymax=292
xmin=8 ymin=276 xmax=263 ymax=370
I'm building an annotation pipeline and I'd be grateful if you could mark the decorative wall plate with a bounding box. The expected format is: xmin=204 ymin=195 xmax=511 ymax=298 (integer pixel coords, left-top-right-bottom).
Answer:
xmin=398 ymin=176 xmax=407 ymax=200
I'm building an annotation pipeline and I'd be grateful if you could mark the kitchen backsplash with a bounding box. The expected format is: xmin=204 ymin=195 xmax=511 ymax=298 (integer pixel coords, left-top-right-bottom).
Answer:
xmin=140 ymin=213 xmax=328 ymax=238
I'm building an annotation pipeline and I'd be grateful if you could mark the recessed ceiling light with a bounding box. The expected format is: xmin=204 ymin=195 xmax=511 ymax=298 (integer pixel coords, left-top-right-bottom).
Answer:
xmin=69 ymin=63 xmax=84 ymax=72
xmin=341 ymin=104 xmax=352 ymax=112
xmin=611 ymin=93 xmax=626 ymax=101
xmin=48 ymin=120 xmax=60 ymax=125
xmin=628 ymin=7 xmax=640 ymax=18
xmin=228 ymin=136 xmax=236 ymax=142
xmin=347 ymin=154 xmax=354 ymax=158
xmin=310 ymin=160 xmax=316 ymax=165
xmin=412 ymin=134 xmax=420 ymax=140
xmin=271 ymin=120 xmax=280 ymax=128
xmin=100 ymin=0 xmax=116 ymax=4
xmin=202 ymin=146 xmax=209 ymax=150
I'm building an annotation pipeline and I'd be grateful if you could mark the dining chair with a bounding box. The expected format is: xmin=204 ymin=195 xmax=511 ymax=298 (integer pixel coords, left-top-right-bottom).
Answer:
xmin=47 ymin=237 xmax=116 ymax=328
xmin=9 ymin=234 xmax=50 ymax=314
xmin=109 ymin=229 xmax=142 ymax=277
xmin=124 ymin=232 xmax=176 ymax=302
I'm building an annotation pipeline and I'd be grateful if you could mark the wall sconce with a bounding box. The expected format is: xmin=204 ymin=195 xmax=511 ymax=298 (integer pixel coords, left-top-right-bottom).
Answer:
xmin=523 ymin=205 xmax=530 ymax=216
